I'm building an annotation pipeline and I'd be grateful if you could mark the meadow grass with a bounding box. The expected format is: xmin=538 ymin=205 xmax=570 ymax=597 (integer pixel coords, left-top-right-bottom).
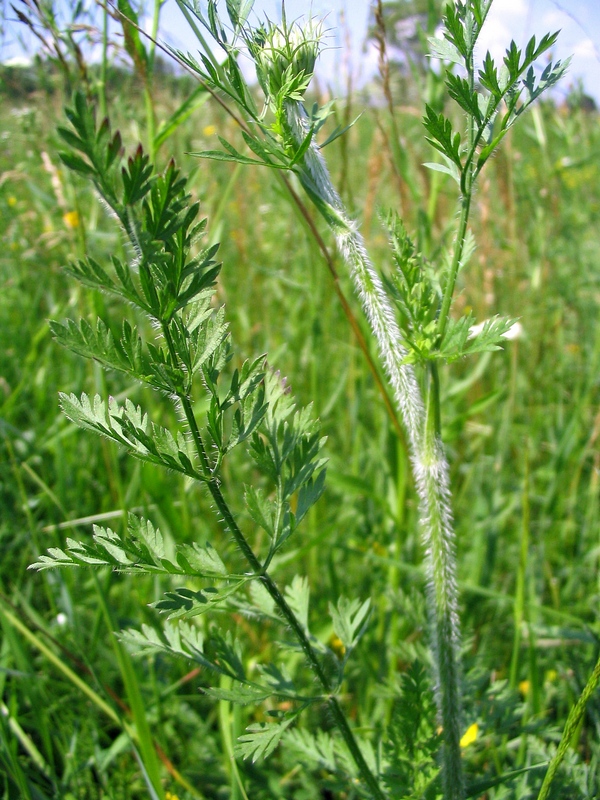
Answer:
xmin=1 ymin=20 xmax=600 ymax=798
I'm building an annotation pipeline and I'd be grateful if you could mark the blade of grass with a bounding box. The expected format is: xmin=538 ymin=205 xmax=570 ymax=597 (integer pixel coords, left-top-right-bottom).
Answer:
xmin=537 ymin=651 xmax=600 ymax=800
xmin=91 ymin=572 xmax=165 ymax=800
xmin=0 ymin=700 xmax=53 ymax=781
xmin=510 ymin=448 xmax=530 ymax=690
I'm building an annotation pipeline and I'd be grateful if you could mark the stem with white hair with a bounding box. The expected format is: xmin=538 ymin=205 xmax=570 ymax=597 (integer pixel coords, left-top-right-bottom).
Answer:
xmin=286 ymin=100 xmax=464 ymax=799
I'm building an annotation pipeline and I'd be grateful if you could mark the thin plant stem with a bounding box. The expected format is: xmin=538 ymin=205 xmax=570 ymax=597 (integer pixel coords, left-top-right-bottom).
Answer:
xmin=144 ymin=86 xmax=156 ymax=163
xmin=510 ymin=450 xmax=530 ymax=690
xmin=160 ymin=324 xmax=387 ymax=800
xmin=147 ymin=0 xmax=162 ymax=69
xmin=537 ymin=651 xmax=600 ymax=800
xmin=99 ymin=2 xmax=108 ymax=117
xmin=437 ymin=192 xmax=471 ymax=342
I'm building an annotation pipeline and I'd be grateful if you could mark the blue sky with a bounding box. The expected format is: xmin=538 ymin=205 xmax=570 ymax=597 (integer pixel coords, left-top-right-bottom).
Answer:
xmin=2 ymin=1 xmax=599 ymax=103
xmin=159 ymin=0 xmax=599 ymax=101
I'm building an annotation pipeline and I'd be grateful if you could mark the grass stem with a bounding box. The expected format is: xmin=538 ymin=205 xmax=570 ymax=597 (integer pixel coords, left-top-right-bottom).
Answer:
xmin=537 ymin=652 xmax=600 ymax=800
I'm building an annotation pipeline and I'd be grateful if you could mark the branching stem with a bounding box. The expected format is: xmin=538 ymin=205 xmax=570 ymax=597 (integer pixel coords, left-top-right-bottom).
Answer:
xmin=161 ymin=322 xmax=387 ymax=800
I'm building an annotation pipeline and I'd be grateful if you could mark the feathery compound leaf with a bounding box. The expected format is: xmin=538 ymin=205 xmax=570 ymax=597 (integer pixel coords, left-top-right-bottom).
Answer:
xmin=235 ymin=717 xmax=295 ymax=762
xmin=203 ymin=685 xmax=274 ymax=705
xmin=59 ymin=393 xmax=203 ymax=478
xmin=295 ymin=469 xmax=326 ymax=525
xmin=329 ymin=597 xmax=371 ymax=653
xmin=245 ymin=486 xmax=275 ymax=537
xmin=382 ymin=662 xmax=440 ymax=796
xmin=121 ymin=144 xmax=153 ymax=205
xmin=442 ymin=2 xmax=468 ymax=59
xmin=423 ymin=155 xmax=461 ymax=186
xmin=438 ymin=315 xmax=518 ymax=362
xmin=247 ymin=370 xmax=327 ymax=558
xmin=385 ymin=212 xmax=439 ymax=362
xmin=151 ymin=581 xmax=245 ymax=620
xmin=30 ymin=513 xmax=229 ymax=578
xmin=204 ymin=662 xmax=306 ymax=705
xmin=478 ymin=51 xmax=502 ymax=99
xmin=192 ymin=135 xmax=272 ymax=167
xmin=119 ymin=621 xmax=223 ymax=674
xmin=50 ymin=319 xmax=164 ymax=388
xmin=446 ymin=73 xmax=483 ymax=123
xmin=284 ymin=729 xmax=338 ymax=774
xmin=427 ymin=36 xmax=463 ymax=66
xmin=423 ymin=106 xmax=463 ymax=168
xmin=63 ymin=257 xmax=131 ymax=301
xmin=176 ymin=542 xmax=228 ymax=577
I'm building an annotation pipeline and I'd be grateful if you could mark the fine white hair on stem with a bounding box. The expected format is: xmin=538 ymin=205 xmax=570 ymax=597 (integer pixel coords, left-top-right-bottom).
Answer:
xmin=286 ymin=98 xmax=464 ymax=798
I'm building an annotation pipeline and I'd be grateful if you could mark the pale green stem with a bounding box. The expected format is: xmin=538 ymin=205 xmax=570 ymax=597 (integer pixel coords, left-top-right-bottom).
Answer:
xmin=286 ymin=100 xmax=464 ymax=798
xmin=147 ymin=0 xmax=162 ymax=69
xmin=99 ymin=3 xmax=108 ymax=118
xmin=141 ymin=0 xmax=163 ymax=162
xmin=145 ymin=86 xmax=156 ymax=163
xmin=437 ymin=192 xmax=471 ymax=342
xmin=437 ymin=7 xmax=476 ymax=343
xmin=537 ymin=652 xmax=600 ymax=800
xmin=1 ymin=700 xmax=53 ymax=779
xmin=510 ymin=453 xmax=530 ymax=690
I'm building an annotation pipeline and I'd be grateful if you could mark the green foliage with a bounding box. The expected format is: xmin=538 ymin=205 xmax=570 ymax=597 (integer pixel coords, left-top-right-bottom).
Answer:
xmin=427 ymin=4 xmax=570 ymax=181
xmin=27 ymin=90 xmax=384 ymax=796
xmin=439 ymin=314 xmax=517 ymax=362
xmin=423 ymin=105 xmax=463 ymax=170
xmin=30 ymin=512 xmax=233 ymax=584
xmin=382 ymin=663 xmax=441 ymax=798
xmin=235 ymin=716 xmax=297 ymax=762
xmin=329 ymin=597 xmax=371 ymax=659
xmin=386 ymin=214 xmax=516 ymax=363
xmin=4 ymin=1 xmax=599 ymax=798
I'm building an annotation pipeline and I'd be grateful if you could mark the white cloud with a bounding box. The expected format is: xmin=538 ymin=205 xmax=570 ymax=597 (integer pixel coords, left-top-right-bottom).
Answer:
xmin=572 ymin=38 xmax=598 ymax=60
xmin=477 ymin=0 xmax=529 ymax=62
xmin=541 ymin=10 xmax=565 ymax=30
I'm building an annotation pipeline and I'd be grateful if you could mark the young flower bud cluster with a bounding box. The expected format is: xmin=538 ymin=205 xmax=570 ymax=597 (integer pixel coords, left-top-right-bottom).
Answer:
xmin=251 ymin=19 xmax=323 ymax=100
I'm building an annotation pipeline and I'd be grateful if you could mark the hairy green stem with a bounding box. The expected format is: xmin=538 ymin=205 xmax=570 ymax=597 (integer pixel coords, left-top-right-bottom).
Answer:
xmin=285 ymin=100 xmax=464 ymax=798
xmin=437 ymin=192 xmax=471 ymax=342
xmin=161 ymin=323 xmax=386 ymax=799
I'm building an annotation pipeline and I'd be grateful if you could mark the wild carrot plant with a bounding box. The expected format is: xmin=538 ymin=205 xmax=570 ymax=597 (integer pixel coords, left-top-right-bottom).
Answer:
xmin=31 ymin=92 xmax=387 ymax=798
xmin=169 ymin=1 xmax=568 ymax=796
xmin=29 ymin=1 xmax=586 ymax=799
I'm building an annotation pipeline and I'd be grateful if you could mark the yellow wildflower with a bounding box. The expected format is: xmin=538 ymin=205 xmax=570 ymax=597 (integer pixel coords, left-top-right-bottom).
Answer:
xmin=63 ymin=210 xmax=80 ymax=229
xmin=460 ymin=722 xmax=478 ymax=748
xmin=329 ymin=635 xmax=346 ymax=658
xmin=7 ymin=196 xmax=17 ymax=207
xmin=165 ymin=792 xmax=180 ymax=800
xmin=203 ymin=124 xmax=217 ymax=136
xmin=519 ymin=680 xmax=530 ymax=697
